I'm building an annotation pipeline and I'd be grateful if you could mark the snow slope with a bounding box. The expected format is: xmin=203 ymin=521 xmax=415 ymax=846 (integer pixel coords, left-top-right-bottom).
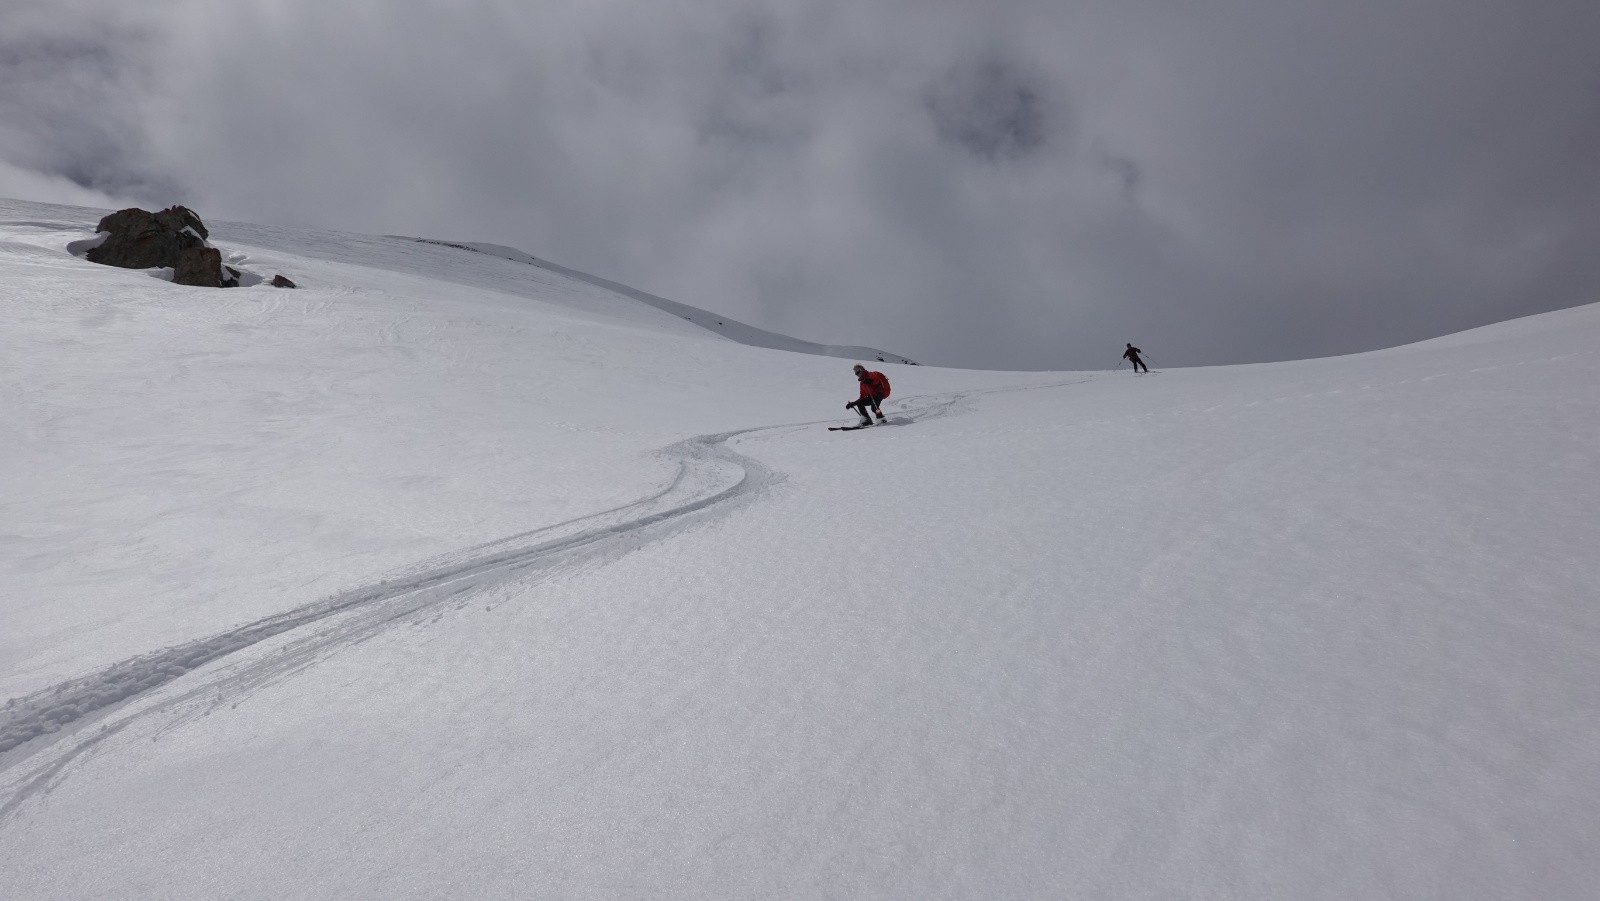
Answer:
xmin=2 ymin=197 xmax=1597 ymax=899
xmin=399 ymin=237 xmax=920 ymax=365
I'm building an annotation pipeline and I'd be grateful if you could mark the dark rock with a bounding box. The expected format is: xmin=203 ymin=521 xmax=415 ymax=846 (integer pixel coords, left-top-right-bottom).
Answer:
xmin=153 ymin=205 xmax=208 ymax=241
xmin=86 ymin=206 xmax=210 ymax=271
xmin=222 ymin=266 xmax=241 ymax=288
xmin=271 ymin=274 xmax=297 ymax=288
xmin=174 ymin=246 xmax=223 ymax=287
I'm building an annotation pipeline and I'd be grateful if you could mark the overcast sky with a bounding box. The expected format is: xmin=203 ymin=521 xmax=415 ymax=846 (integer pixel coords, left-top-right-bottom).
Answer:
xmin=4 ymin=0 xmax=1598 ymax=368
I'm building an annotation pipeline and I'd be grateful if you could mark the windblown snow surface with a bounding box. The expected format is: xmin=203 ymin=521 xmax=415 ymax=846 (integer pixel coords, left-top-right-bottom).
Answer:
xmin=2 ymin=197 xmax=1597 ymax=899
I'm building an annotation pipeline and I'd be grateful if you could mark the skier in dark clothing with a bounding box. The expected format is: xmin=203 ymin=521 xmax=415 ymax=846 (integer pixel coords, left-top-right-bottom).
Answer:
xmin=1123 ymin=343 xmax=1149 ymax=373
xmin=847 ymin=364 xmax=891 ymax=426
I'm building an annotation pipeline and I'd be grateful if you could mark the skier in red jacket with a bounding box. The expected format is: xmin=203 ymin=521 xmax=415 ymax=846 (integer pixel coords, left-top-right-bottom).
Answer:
xmin=847 ymin=364 xmax=891 ymax=426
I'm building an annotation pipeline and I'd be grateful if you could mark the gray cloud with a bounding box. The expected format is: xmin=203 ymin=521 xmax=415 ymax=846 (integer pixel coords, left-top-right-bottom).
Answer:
xmin=3 ymin=0 xmax=1598 ymax=369
xmin=0 ymin=1 xmax=177 ymax=202
xmin=925 ymin=54 xmax=1054 ymax=162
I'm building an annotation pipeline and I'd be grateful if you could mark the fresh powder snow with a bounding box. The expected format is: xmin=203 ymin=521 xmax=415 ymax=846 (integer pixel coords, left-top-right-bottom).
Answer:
xmin=1 ymin=197 xmax=1596 ymax=899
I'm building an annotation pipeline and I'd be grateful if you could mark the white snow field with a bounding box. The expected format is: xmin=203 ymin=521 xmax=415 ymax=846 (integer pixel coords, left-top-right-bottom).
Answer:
xmin=2 ymin=197 xmax=1597 ymax=899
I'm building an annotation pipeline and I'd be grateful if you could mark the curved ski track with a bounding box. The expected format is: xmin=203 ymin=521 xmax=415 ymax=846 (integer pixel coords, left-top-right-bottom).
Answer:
xmin=0 ymin=377 xmax=1092 ymax=819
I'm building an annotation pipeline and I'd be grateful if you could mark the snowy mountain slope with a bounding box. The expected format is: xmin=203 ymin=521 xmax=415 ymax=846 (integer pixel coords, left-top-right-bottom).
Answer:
xmin=0 ymin=197 xmax=967 ymax=703
xmin=2 ymin=197 xmax=1598 ymax=899
xmin=400 ymin=237 xmax=920 ymax=365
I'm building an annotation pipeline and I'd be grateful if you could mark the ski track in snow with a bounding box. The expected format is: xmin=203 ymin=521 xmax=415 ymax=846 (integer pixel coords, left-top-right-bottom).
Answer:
xmin=0 ymin=376 xmax=1080 ymax=819
xmin=0 ymin=430 xmax=778 ymax=817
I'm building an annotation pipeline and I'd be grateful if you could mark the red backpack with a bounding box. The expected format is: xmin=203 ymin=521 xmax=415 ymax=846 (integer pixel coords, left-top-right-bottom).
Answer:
xmin=865 ymin=371 xmax=891 ymax=398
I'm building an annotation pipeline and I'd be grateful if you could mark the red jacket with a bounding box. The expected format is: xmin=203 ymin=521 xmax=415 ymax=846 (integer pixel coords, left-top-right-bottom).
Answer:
xmin=858 ymin=370 xmax=891 ymax=400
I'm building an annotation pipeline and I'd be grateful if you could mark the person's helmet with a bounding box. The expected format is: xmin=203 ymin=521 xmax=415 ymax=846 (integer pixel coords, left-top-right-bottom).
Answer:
xmin=853 ymin=364 xmax=866 ymax=374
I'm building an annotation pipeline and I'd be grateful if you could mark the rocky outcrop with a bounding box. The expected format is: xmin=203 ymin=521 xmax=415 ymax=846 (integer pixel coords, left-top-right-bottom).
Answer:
xmin=271 ymin=274 xmax=297 ymax=288
xmin=86 ymin=206 xmax=209 ymax=271
xmin=84 ymin=206 xmax=254 ymax=288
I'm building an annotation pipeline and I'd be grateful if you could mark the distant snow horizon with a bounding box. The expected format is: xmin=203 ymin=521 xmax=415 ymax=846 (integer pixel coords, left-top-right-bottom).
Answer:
xmin=396 ymin=235 xmax=922 ymax=367
xmin=11 ymin=192 xmax=1580 ymax=372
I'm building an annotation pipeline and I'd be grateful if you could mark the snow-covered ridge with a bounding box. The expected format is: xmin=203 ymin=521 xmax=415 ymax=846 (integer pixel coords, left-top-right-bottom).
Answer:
xmin=397 ymin=236 xmax=920 ymax=365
